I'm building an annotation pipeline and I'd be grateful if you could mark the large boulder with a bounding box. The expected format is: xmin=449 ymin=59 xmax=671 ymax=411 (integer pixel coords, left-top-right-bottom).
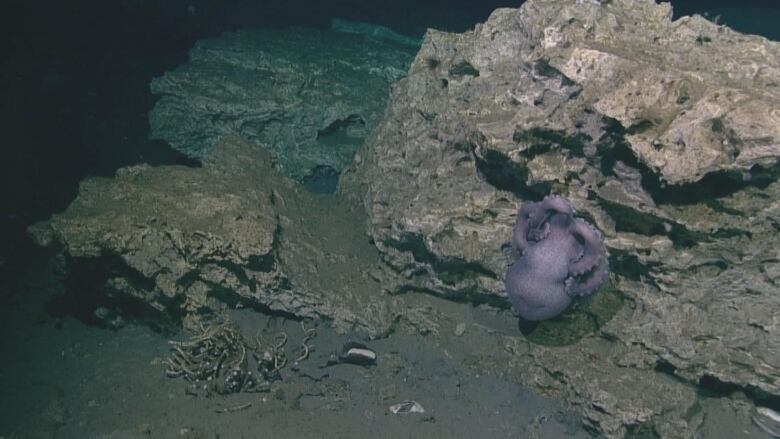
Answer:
xmin=148 ymin=23 xmax=418 ymax=184
xmin=342 ymin=0 xmax=780 ymax=436
xmin=29 ymin=136 xmax=400 ymax=335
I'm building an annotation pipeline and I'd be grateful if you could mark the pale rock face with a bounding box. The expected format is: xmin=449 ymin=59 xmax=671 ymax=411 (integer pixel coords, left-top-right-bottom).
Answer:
xmin=342 ymin=0 xmax=780 ymax=436
xmin=28 ymin=137 xmax=403 ymax=337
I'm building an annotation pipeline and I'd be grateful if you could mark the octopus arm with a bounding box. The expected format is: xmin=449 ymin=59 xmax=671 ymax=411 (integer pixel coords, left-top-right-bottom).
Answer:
xmin=566 ymin=219 xmax=609 ymax=297
xmin=568 ymin=218 xmax=606 ymax=275
xmin=566 ymin=258 xmax=609 ymax=297
xmin=513 ymin=195 xmax=574 ymax=251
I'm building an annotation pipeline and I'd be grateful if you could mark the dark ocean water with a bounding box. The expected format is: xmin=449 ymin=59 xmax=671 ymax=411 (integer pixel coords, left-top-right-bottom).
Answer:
xmin=1 ymin=1 xmax=779 ymax=437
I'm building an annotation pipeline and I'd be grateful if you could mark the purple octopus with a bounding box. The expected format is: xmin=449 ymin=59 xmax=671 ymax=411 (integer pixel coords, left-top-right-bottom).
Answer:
xmin=505 ymin=195 xmax=609 ymax=321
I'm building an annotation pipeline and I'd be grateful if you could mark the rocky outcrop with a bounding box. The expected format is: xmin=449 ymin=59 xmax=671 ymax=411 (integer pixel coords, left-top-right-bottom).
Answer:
xmin=29 ymin=137 xmax=400 ymax=335
xmin=342 ymin=0 xmax=780 ymax=436
xmin=148 ymin=23 xmax=418 ymax=185
xmin=27 ymin=1 xmax=780 ymax=435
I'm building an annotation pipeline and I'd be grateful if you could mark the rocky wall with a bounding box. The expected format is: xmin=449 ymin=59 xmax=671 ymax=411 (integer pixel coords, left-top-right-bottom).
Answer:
xmin=341 ymin=0 xmax=780 ymax=436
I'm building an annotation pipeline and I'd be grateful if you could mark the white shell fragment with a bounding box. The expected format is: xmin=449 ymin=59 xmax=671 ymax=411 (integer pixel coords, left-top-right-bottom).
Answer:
xmin=344 ymin=347 xmax=376 ymax=362
xmin=753 ymin=406 xmax=780 ymax=438
xmin=338 ymin=342 xmax=377 ymax=366
xmin=389 ymin=400 xmax=425 ymax=415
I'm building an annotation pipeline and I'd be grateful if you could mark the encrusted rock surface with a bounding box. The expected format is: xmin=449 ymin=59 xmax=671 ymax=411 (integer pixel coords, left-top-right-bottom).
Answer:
xmin=148 ymin=23 xmax=418 ymax=182
xmin=342 ymin=0 xmax=780 ymax=436
xmin=29 ymin=136 xmax=400 ymax=335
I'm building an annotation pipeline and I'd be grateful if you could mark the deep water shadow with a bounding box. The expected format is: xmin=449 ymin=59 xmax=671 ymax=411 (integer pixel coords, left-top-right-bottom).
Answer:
xmin=44 ymin=255 xmax=183 ymax=334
